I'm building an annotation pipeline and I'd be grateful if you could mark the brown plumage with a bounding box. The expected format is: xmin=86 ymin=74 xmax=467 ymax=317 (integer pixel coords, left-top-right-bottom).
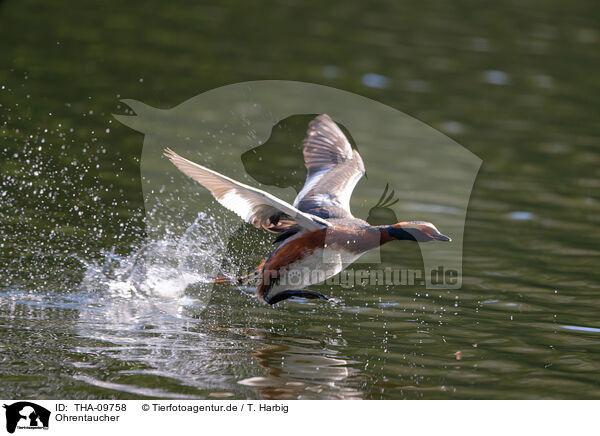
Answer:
xmin=165 ymin=114 xmax=451 ymax=305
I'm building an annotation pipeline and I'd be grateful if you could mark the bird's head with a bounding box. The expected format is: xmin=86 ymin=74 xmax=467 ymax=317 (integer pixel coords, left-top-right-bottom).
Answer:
xmin=386 ymin=221 xmax=451 ymax=242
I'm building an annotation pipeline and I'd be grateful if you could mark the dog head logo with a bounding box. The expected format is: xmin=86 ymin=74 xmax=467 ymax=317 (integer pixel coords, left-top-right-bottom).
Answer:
xmin=115 ymin=80 xmax=481 ymax=289
xmin=3 ymin=402 xmax=50 ymax=433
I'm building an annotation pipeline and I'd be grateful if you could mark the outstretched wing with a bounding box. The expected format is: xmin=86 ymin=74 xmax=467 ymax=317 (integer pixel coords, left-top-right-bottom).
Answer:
xmin=293 ymin=114 xmax=365 ymax=219
xmin=164 ymin=148 xmax=330 ymax=233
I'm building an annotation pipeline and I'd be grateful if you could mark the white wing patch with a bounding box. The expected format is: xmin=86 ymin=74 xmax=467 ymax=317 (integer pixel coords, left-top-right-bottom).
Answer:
xmin=164 ymin=148 xmax=329 ymax=232
xmin=294 ymin=115 xmax=365 ymax=217
xmin=293 ymin=168 xmax=328 ymax=208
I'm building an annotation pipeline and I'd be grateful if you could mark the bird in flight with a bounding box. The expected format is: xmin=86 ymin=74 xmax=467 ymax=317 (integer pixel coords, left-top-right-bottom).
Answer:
xmin=164 ymin=114 xmax=450 ymax=305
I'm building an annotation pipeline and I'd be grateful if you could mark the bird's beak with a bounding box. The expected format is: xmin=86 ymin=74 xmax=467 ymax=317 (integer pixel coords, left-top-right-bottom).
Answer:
xmin=434 ymin=233 xmax=451 ymax=242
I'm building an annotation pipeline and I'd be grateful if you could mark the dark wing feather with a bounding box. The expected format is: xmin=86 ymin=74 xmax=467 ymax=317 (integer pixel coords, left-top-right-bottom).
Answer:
xmin=293 ymin=114 xmax=365 ymax=218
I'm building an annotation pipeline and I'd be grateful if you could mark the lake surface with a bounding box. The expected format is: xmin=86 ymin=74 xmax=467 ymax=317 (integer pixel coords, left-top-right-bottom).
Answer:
xmin=1 ymin=0 xmax=600 ymax=399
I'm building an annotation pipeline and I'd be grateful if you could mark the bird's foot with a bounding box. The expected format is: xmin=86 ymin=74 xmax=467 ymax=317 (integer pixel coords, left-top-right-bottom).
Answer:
xmin=266 ymin=290 xmax=329 ymax=305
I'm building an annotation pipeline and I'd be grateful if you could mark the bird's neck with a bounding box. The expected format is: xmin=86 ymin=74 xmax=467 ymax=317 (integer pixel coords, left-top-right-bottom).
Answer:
xmin=347 ymin=226 xmax=407 ymax=252
xmin=378 ymin=225 xmax=416 ymax=243
xmin=321 ymin=226 xmax=413 ymax=255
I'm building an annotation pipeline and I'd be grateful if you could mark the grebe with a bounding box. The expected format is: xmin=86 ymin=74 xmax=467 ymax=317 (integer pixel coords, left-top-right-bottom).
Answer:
xmin=164 ymin=114 xmax=450 ymax=304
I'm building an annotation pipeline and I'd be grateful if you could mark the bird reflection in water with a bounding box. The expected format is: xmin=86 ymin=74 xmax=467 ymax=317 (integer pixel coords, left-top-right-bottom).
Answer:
xmin=239 ymin=341 xmax=363 ymax=400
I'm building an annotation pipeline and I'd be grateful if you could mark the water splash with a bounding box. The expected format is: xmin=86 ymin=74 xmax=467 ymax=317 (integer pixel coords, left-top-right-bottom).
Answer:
xmin=78 ymin=212 xmax=228 ymax=318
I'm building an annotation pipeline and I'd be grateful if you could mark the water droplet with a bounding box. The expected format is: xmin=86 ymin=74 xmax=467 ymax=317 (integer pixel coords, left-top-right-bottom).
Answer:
xmin=440 ymin=121 xmax=464 ymax=135
xmin=508 ymin=211 xmax=534 ymax=220
xmin=483 ymin=70 xmax=509 ymax=85
xmin=361 ymin=73 xmax=390 ymax=89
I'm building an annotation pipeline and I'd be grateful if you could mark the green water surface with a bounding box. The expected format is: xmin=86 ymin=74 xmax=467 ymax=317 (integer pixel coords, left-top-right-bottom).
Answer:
xmin=1 ymin=0 xmax=599 ymax=399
